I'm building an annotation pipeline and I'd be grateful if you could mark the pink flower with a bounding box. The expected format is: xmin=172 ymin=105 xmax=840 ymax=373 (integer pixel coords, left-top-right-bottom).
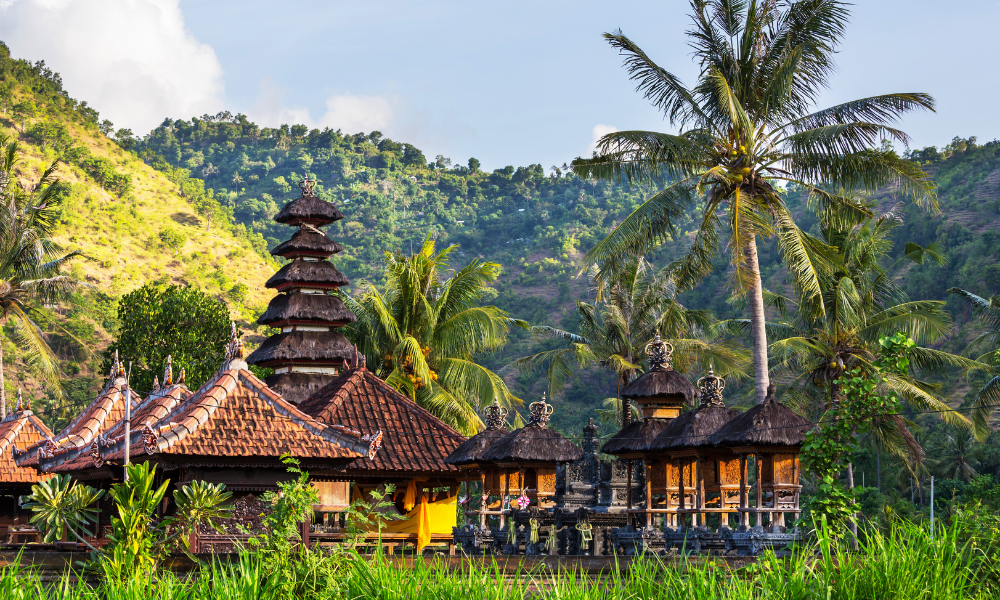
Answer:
xmin=515 ymin=495 xmax=530 ymax=509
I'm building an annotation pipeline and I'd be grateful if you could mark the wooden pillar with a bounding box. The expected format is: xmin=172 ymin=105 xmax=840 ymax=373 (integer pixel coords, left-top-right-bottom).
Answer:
xmin=301 ymin=515 xmax=311 ymax=548
xmin=479 ymin=472 xmax=487 ymax=529
xmin=189 ymin=531 xmax=199 ymax=554
xmin=677 ymin=459 xmax=685 ymax=529
xmin=501 ymin=469 xmax=510 ymax=528
xmin=754 ymin=455 xmax=762 ymax=528
xmin=739 ymin=455 xmax=748 ymax=528
xmin=626 ymin=460 xmax=633 ymax=512
xmin=696 ymin=457 xmax=705 ymax=528
xmin=644 ymin=460 xmax=653 ymax=529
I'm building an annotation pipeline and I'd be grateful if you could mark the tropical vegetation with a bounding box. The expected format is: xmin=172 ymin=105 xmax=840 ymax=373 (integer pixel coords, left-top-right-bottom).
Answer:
xmin=571 ymin=0 xmax=938 ymax=405
xmin=341 ymin=238 xmax=525 ymax=434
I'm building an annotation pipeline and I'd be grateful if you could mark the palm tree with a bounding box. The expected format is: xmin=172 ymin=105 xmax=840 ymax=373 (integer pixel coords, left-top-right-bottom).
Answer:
xmin=513 ymin=256 xmax=748 ymax=426
xmin=946 ymin=288 xmax=1000 ymax=434
xmin=932 ymin=427 xmax=978 ymax=482
xmin=342 ymin=238 xmax=525 ymax=435
xmin=0 ymin=132 xmax=82 ymax=415
xmin=573 ymin=1 xmax=937 ymax=404
xmin=764 ymin=207 xmax=982 ymax=432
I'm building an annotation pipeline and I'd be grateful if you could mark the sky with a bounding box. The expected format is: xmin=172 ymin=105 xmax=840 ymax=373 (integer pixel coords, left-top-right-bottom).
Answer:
xmin=0 ymin=0 xmax=997 ymax=171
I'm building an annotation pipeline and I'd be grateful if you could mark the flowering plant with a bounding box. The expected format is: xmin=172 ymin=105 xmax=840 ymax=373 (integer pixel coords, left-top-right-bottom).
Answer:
xmin=458 ymin=496 xmax=469 ymax=506
xmin=515 ymin=495 xmax=530 ymax=510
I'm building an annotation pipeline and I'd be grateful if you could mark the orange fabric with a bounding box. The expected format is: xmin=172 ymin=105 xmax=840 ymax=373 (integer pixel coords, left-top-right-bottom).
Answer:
xmin=402 ymin=480 xmax=417 ymax=512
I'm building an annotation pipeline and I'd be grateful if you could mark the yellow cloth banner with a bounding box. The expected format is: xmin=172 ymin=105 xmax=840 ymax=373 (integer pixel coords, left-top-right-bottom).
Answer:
xmin=402 ymin=480 xmax=417 ymax=512
xmin=379 ymin=494 xmax=457 ymax=550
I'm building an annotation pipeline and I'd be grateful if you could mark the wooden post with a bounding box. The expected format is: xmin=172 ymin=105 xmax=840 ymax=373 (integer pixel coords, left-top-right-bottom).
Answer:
xmin=479 ymin=472 xmax=487 ymax=529
xmin=501 ymin=469 xmax=510 ymax=528
xmin=626 ymin=460 xmax=633 ymax=515
xmin=301 ymin=515 xmax=310 ymax=549
xmin=754 ymin=455 xmax=762 ymax=528
xmin=189 ymin=531 xmax=199 ymax=554
xmin=696 ymin=457 xmax=705 ymax=528
xmin=644 ymin=460 xmax=653 ymax=529
xmin=677 ymin=459 xmax=685 ymax=529
xmin=739 ymin=455 xmax=748 ymax=528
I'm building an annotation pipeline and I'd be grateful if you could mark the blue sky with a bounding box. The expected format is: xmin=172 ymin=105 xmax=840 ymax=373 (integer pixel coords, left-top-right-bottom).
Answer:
xmin=1 ymin=0 xmax=997 ymax=170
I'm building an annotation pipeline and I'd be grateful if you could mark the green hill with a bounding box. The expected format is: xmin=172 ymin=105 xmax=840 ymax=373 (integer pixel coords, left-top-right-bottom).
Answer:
xmin=0 ymin=43 xmax=278 ymax=428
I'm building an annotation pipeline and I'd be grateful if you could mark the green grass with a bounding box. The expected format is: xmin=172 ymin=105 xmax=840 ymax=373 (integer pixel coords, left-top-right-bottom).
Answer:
xmin=0 ymin=519 xmax=995 ymax=599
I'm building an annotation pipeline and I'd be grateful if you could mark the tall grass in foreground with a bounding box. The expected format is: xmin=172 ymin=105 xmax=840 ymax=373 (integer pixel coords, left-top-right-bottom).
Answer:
xmin=0 ymin=519 xmax=995 ymax=599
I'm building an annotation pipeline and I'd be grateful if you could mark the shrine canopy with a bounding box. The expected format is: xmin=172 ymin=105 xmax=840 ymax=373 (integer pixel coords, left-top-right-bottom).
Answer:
xmin=14 ymin=353 xmax=136 ymax=474
xmin=708 ymin=384 xmax=813 ymax=450
xmin=89 ymin=326 xmax=381 ymax=483
xmin=0 ymin=394 xmax=53 ymax=494
xmin=481 ymin=397 xmax=583 ymax=465
xmin=299 ymin=364 xmax=466 ymax=483
xmin=648 ymin=367 xmax=739 ymax=452
xmin=602 ymin=335 xmax=698 ymax=458
xmin=445 ymin=399 xmax=509 ymax=469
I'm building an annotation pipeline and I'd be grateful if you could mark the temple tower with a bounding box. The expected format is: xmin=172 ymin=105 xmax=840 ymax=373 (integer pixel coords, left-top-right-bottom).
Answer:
xmin=247 ymin=177 xmax=358 ymax=404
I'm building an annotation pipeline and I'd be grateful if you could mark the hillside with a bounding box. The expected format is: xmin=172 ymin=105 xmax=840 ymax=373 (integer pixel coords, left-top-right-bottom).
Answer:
xmin=0 ymin=43 xmax=277 ymax=429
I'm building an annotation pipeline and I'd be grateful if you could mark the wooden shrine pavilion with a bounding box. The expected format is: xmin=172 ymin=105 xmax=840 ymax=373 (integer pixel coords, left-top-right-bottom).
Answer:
xmin=0 ymin=393 xmax=53 ymax=542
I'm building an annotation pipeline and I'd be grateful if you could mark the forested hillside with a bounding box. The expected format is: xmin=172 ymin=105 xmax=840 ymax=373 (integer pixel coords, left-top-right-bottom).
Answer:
xmin=134 ymin=115 xmax=1000 ymax=431
xmin=0 ymin=43 xmax=277 ymax=427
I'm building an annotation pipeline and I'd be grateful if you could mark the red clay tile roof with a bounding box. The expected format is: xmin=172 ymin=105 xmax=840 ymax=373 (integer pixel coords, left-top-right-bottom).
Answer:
xmin=15 ymin=379 xmax=136 ymax=469
xmin=300 ymin=367 xmax=466 ymax=476
xmin=1 ymin=411 xmax=53 ymax=485
xmin=102 ymin=367 xmax=379 ymax=465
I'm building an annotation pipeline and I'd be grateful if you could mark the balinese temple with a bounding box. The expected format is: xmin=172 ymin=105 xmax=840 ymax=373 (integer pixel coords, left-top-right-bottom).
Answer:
xmin=0 ymin=392 xmax=52 ymax=542
xmin=444 ymin=399 xmax=511 ymax=529
xmin=248 ymin=177 xmax=357 ymax=404
xmin=13 ymin=354 xmax=134 ymax=478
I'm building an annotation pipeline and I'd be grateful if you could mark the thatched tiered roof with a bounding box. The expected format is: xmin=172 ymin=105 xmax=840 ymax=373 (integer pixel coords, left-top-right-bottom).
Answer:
xmin=649 ymin=367 xmax=738 ymax=450
xmin=271 ymin=226 xmax=344 ymax=259
xmin=265 ymin=260 xmax=350 ymax=292
xmin=445 ymin=400 xmax=509 ymax=467
xmin=601 ymin=418 xmax=672 ymax=456
xmin=709 ymin=385 xmax=812 ymax=448
xmin=247 ymin=330 xmax=355 ymax=367
xmin=274 ymin=194 xmax=345 ymax=226
xmin=482 ymin=398 xmax=583 ymax=464
xmin=257 ymin=293 xmax=357 ymax=328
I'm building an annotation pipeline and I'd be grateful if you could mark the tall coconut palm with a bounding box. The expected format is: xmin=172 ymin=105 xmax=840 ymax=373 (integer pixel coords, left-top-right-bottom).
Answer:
xmin=341 ymin=238 xmax=526 ymax=435
xmin=947 ymin=288 xmax=1000 ymax=435
xmin=0 ymin=132 xmax=82 ymax=415
xmin=512 ymin=256 xmax=748 ymax=426
xmin=573 ymin=1 xmax=937 ymax=404
xmin=932 ymin=427 xmax=979 ymax=482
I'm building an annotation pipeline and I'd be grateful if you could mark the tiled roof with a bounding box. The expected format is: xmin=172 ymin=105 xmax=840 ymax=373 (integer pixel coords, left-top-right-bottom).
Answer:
xmin=0 ymin=411 xmax=53 ymax=485
xmin=14 ymin=379 xmax=136 ymax=469
xmin=300 ymin=368 xmax=466 ymax=476
xmin=100 ymin=366 xmax=380 ymax=465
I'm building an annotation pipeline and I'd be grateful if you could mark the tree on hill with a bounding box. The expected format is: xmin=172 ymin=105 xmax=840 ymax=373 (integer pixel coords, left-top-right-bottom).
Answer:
xmin=947 ymin=287 xmax=1000 ymax=433
xmin=574 ymin=0 xmax=938 ymax=404
xmin=103 ymin=284 xmax=233 ymax=394
xmin=513 ymin=255 xmax=748 ymax=425
xmin=0 ymin=132 xmax=83 ymax=415
xmin=341 ymin=238 xmax=526 ymax=435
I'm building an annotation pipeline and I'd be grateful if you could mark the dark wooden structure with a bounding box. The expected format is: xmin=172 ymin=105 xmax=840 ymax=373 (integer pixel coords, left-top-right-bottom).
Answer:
xmin=248 ymin=177 xmax=358 ymax=404
xmin=0 ymin=393 xmax=53 ymax=543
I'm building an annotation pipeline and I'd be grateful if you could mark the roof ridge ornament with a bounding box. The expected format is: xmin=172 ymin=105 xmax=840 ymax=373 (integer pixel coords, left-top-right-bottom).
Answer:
xmin=698 ymin=364 xmax=726 ymax=407
xmin=177 ymin=368 xmax=186 ymax=384
xmin=15 ymin=388 xmax=22 ymax=412
xmin=152 ymin=375 xmax=160 ymax=391
xmin=298 ymin=176 xmax=317 ymax=197
xmin=164 ymin=355 xmax=173 ymax=386
xmin=483 ymin=398 xmax=508 ymax=430
xmin=645 ymin=332 xmax=674 ymax=371
xmin=528 ymin=393 xmax=554 ymax=428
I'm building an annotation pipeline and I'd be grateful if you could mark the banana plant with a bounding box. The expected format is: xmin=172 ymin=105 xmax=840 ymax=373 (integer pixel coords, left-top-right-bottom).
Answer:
xmin=24 ymin=474 xmax=104 ymax=552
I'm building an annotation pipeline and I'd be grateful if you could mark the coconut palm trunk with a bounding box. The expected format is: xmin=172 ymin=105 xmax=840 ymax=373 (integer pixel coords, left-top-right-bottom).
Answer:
xmin=745 ymin=236 xmax=770 ymax=404
xmin=0 ymin=337 xmax=5 ymax=418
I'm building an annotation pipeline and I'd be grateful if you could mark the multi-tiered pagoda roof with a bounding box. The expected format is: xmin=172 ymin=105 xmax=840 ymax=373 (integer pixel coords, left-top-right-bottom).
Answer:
xmin=248 ymin=178 xmax=358 ymax=404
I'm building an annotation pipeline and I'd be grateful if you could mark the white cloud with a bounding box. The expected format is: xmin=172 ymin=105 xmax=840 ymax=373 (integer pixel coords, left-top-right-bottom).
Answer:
xmin=318 ymin=94 xmax=393 ymax=134
xmin=246 ymin=78 xmax=394 ymax=135
xmin=0 ymin=0 xmax=224 ymax=133
xmin=587 ymin=124 xmax=619 ymax=156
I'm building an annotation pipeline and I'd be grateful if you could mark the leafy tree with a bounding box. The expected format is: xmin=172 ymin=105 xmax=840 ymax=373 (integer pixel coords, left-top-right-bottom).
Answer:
xmin=933 ymin=427 xmax=979 ymax=482
xmin=159 ymin=227 xmax=186 ymax=255
xmin=468 ymin=157 xmax=481 ymax=172
xmin=513 ymin=255 xmax=747 ymax=425
xmin=342 ymin=238 xmax=525 ymax=434
xmin=227 ymin=282 xmax=249 ymax=305
xmin=0 ymin=132 xmax=83 ymax=412
xmin=11 ymin=100 xmax=36 ymax=132
xmin=103 ymin=284 xmax=232 ymax=393
xmin=573 ymin=1 xmax=937 ymax=404
xmin=114 ymin=127 xmax=136 ymax=151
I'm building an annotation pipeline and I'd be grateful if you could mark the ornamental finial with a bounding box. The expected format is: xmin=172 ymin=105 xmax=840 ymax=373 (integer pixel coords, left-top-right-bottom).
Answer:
xmin=697 ymin=364 xmax=726 ymax=407
xmin=483 ymin=398 xmax=508 ymax=431
xmin=110 ymin=349 xmax=125 ymax=380
xmin=164 ymin=355 xmax=173 ymax=386
xmin=225 ymin=323 xmax=244 ymax=361
xmin=178 ymin=368 xmax=186 ymax=384
xmin=298 ymin=176 xmax=317 ymax=197
xmin=152 ymin=375 xmax=160 ymax=391
xmin=528 ymin=393 xmax=554 ymax=428
xmin=15 ymin=388 xmax=22 ymax=412
xmin=645 ymin=332 xmax=674 ymax=371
